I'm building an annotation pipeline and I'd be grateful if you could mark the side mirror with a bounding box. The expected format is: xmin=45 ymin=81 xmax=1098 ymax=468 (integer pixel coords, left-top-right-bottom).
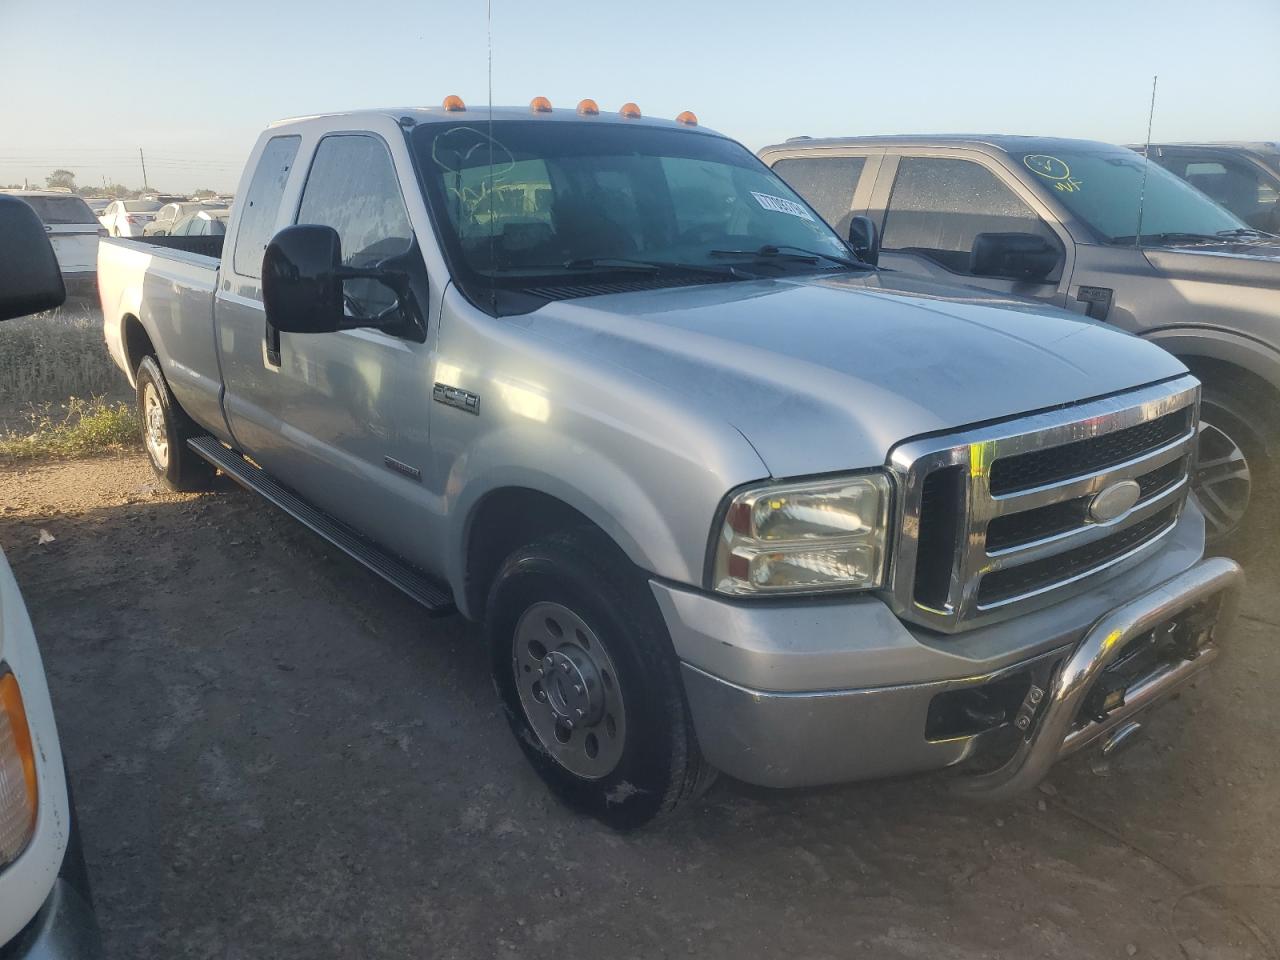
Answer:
xmin=970 ymin=232 xmax=1060 ymax=281
xmin=0 ymin=195 xmax=66 ymax=321
xmin=847 ymin=215 xmax=880 ymax=267
xmin=262 ymin=224 xmax=346 ymax=334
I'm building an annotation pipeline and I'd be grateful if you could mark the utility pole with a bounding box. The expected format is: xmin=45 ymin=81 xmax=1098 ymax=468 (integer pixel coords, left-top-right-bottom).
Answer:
xmin=139 ymin=147 xmax=149 ymax=192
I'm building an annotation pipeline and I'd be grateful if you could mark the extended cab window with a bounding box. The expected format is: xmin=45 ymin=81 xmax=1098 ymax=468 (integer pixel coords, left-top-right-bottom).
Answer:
xmin=296 ymin=134 xmax=413 ymax=318
xmin=233 ymin=134 xmax=301 ymax=278
xmin=771 ymin=156 xmax=866 ymax=234
xmin=882 ymin=157 xmax=1058 ymax=274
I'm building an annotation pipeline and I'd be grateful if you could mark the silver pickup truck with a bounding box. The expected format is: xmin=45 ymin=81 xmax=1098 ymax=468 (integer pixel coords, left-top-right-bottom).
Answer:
xmin=98 ymin=99 xmax=1243 ymax=828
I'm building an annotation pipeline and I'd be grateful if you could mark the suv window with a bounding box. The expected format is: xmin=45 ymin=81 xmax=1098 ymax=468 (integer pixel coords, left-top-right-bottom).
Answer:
xmin=1164 ymin=155 xmax=1278 ymax=231
xmin=232 ymin=134 xmax=301 ymax=278
xmin=296 ymin=134 xmax=413 ymax=318
xmin=771 ymin=156 xmax=866 ymax=235
xmin=882 ymin=157 xmax=1058 ymax=274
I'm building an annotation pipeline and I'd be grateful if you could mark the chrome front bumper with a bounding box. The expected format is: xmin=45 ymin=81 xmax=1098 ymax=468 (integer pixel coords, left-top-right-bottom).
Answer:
xmin=673 ymin=555 xmax=1242 ymax=793
xmin=955 ymin=555 xmax=1242 ymax=800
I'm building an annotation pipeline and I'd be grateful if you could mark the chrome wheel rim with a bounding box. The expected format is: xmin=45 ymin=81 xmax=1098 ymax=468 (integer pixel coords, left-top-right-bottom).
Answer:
xmin=513 ymin=601 xmax=627 ymax=779
xmin=142 ymin=382 xmax=168 ymax=469
xmin=1195 ymin=418 xmax=1251 ymax=541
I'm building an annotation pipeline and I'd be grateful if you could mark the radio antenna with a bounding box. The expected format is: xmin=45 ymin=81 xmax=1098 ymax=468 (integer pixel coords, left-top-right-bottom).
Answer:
xmin=486 ymin=0 xmax=497 ymax=312
xmin=1134 ymin=74 xmax=1158 ymax=249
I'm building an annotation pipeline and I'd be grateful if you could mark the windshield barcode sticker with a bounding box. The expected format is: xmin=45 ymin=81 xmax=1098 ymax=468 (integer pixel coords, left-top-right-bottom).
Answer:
xmin=750 ymin=191 xmax=815 ymax=221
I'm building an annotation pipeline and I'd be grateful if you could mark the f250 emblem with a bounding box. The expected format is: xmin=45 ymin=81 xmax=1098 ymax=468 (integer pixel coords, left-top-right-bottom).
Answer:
xmin=433 ymin=383 xmax=480 ymax=415
xmin=1088 ymin=480 xmax=1141 ymax=523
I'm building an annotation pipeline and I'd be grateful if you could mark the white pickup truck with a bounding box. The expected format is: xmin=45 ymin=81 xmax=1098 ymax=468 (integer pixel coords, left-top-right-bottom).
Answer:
xmin=98 ymin=98 xmax=1242 ymax=828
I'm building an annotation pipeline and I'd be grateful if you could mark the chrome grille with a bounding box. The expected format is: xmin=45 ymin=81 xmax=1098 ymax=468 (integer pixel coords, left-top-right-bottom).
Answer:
xmin=887 ymin=376 xmax=1200 ymax=633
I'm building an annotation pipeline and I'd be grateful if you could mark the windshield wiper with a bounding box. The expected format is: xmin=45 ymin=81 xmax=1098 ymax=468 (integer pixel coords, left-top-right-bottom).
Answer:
xmin=1108 ymin=232 xmax=1228 ymax=246
xmin=548 ymin=257 xmax=743 ymax=278
xmin=1216 ymin=227 xmax=1279 ymax=241
xmin=709 ymin=244 xmax=866 ymax=269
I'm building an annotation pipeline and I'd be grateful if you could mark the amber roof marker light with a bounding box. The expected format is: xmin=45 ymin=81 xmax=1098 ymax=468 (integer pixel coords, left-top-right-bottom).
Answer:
xmin=675 ymin=110 xmax=698 ymax=126
xmin=576 ymin=99 xmax=600 ymax=116
xmin=442 ymin=94 xmax=467 ymax=112
xmin=530 ymin=96 xmax=553 ymax=114
xmin=619 ymin=102 xmax=642 ymax=119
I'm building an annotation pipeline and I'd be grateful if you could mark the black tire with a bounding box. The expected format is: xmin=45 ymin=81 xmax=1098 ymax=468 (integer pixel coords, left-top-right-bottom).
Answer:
xmin=1196 ymin=378 xmax=1278 ymax=558
xmin=135 ymin=354 xmax=216 ymax=491
xmin=487 ymin=528 xmax=716 ymax=829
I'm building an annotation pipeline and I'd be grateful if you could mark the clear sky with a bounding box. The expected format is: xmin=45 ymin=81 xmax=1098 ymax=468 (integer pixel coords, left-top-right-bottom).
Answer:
xmin=1 ymin=0 xmax=1276 ymax=194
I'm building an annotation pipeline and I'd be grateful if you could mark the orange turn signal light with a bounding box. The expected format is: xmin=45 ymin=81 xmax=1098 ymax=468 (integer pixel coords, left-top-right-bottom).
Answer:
xmin=577 ymin=99 xmax=600 ymax=116
xmin=0 ymin=672 xmax=37 ymax=839
xmin=676 ymin=110 xmax=698 ymax=126
xmin=530 ymin=96 xmax=553 ymax=114
xmin=619 ymin=102 xmax=642 ymax=119
xmin=442 ymin=94 xmax=467 ymax=112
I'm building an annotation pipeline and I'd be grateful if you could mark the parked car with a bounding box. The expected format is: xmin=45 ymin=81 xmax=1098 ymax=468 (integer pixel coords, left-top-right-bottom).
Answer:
xmin=98 ymin=101 xmax=1241 ymax=828
xmin=1136 ymin=142 xmax=1280 ymax=233
xmin=0 ymin=195 xmax=103 ymax=958
xmin=0 ymin=190 xmax=104 ymax=297
xmin=83 ymin=198 xmax=111 ymax=216
xmin=143 ymin=201 xmax=207 ymax=236
xmin=169 ymin=208 xmax=229 ymax=237
xmin=98 ymin=198 xmax=163 ymax=237
xmin=762 ymin=135 xmax=1280 ymax=551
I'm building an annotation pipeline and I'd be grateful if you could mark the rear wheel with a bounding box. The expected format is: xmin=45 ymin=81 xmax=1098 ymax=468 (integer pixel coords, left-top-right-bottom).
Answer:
xmin=135 ymin=355 xmax=216 ymax=492
xmin=487 ymin=528 xmax=716 ymax=829
xmin=1195 ymin=380 xmax=1278 ymax=557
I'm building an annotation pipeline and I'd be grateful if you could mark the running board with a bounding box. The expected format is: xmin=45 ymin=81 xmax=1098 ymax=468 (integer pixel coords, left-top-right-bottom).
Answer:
xmin=187 ymin=436 xmax=455 ymax=614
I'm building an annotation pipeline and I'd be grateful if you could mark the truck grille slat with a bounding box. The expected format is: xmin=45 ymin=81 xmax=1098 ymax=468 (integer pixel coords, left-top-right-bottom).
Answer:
xmin=888 ymin=377 xmax=1200 ymax=633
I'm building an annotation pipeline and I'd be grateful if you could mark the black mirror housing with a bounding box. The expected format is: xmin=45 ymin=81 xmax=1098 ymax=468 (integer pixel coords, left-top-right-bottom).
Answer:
xmin=262 ymin=224 xmax=345 ymax=334
xmin=847 ymin=215 xmax=880 ymax=267
xmin=970 ymin=232 xmax=1060 ymax=282
xmin=0 ymin=195 xmax=66 ymax=321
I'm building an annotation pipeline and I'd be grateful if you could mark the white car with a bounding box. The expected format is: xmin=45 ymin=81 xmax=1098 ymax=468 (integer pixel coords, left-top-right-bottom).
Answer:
xmin=169 ymin=207 xmax=230 ymax=237
xmin=0 ymin=191 xmax=104 ymax=296
xmin=98 ymin=198 xmax=163 ymax=237
xmin=0 ymin=195 xmax=101 ymax=956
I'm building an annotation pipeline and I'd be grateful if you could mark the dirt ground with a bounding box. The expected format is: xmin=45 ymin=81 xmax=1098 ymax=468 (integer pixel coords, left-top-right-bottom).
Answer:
xmin=1 ymin=453 xmax=1276 ymax=960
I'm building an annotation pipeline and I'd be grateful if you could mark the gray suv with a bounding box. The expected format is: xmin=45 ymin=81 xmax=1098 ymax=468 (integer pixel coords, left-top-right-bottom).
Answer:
xmin=761 ymin=136 xmax=1280 ymax=552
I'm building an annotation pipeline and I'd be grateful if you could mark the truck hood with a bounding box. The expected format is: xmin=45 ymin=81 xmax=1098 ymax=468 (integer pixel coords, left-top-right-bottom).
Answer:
xmin=525 ymin=271 xmax=1187 ymax=477
xmin=1143 ymin=240 xmax=1280 ymax=290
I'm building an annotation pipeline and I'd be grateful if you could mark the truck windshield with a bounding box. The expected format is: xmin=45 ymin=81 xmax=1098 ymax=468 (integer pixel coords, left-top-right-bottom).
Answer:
xmin=1013 ymin=148 xmax=1249 ymax=244
xmin=413 ymin=120 xmax=857 ymax=307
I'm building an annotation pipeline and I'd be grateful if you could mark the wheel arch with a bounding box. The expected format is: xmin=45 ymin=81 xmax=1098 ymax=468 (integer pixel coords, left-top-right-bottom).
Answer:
xmin=456 ymin=481 xmax=672 ymax=622
xmin=120 ymin=313 xmax=156 ymax=387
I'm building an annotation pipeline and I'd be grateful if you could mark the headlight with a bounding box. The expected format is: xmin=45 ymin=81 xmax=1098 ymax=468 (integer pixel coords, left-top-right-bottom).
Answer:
xmin=711 ymin=472 xmax=892 ymax=595
xmin=0 ymin=669 xmax=38 ymax=867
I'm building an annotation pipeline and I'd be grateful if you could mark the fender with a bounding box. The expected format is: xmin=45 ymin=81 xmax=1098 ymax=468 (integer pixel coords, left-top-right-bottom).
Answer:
xmin=1142 ymin=325 xmax=1280 ymax=394
xmin=443 ymin=419 xmax=768 ymax=620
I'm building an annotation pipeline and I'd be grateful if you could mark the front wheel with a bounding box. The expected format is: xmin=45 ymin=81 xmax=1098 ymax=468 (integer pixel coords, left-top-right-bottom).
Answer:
xmin=1195 ymin=382 xmax=1277 ymax=556
xmin=487 ymin=529 xmax=716 ymax=829
xmin=135 ymin=355 xmax=216 ymax=491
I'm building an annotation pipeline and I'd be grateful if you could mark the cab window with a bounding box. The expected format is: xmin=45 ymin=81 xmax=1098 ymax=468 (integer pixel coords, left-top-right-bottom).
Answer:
xmin=882 ymin=157 xmax=1059 ymax=274
xmin=771 ymin=156 xmax=867 ymax=235
xmin=232 ymin=134 xmax=301 ymax=279
xmin=296 ymin=134 xmax=413 ymax=318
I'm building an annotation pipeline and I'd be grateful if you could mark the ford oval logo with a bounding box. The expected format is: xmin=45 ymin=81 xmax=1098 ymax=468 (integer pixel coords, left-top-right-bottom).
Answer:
xmin=1088 ymin=480 xmax=1141 ymax=523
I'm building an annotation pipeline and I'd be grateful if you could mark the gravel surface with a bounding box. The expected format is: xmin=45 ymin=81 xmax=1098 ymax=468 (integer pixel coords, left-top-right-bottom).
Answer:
xmin=1 ymin=453 xmax=1276 ymax=960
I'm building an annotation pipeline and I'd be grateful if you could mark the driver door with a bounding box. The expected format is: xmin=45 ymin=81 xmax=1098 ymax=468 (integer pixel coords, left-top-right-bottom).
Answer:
xmin=871 ymin=152 xmax=1075 ymax=308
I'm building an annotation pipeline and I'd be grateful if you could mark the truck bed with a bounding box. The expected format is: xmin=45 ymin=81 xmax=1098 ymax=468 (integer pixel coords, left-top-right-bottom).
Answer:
xmin=98 ymin=235 xmax=224 ymax=433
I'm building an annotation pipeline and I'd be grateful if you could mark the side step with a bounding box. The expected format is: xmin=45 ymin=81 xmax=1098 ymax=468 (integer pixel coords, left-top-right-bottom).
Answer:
xmin=188 ymin=436 xmax=455 ymax=614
